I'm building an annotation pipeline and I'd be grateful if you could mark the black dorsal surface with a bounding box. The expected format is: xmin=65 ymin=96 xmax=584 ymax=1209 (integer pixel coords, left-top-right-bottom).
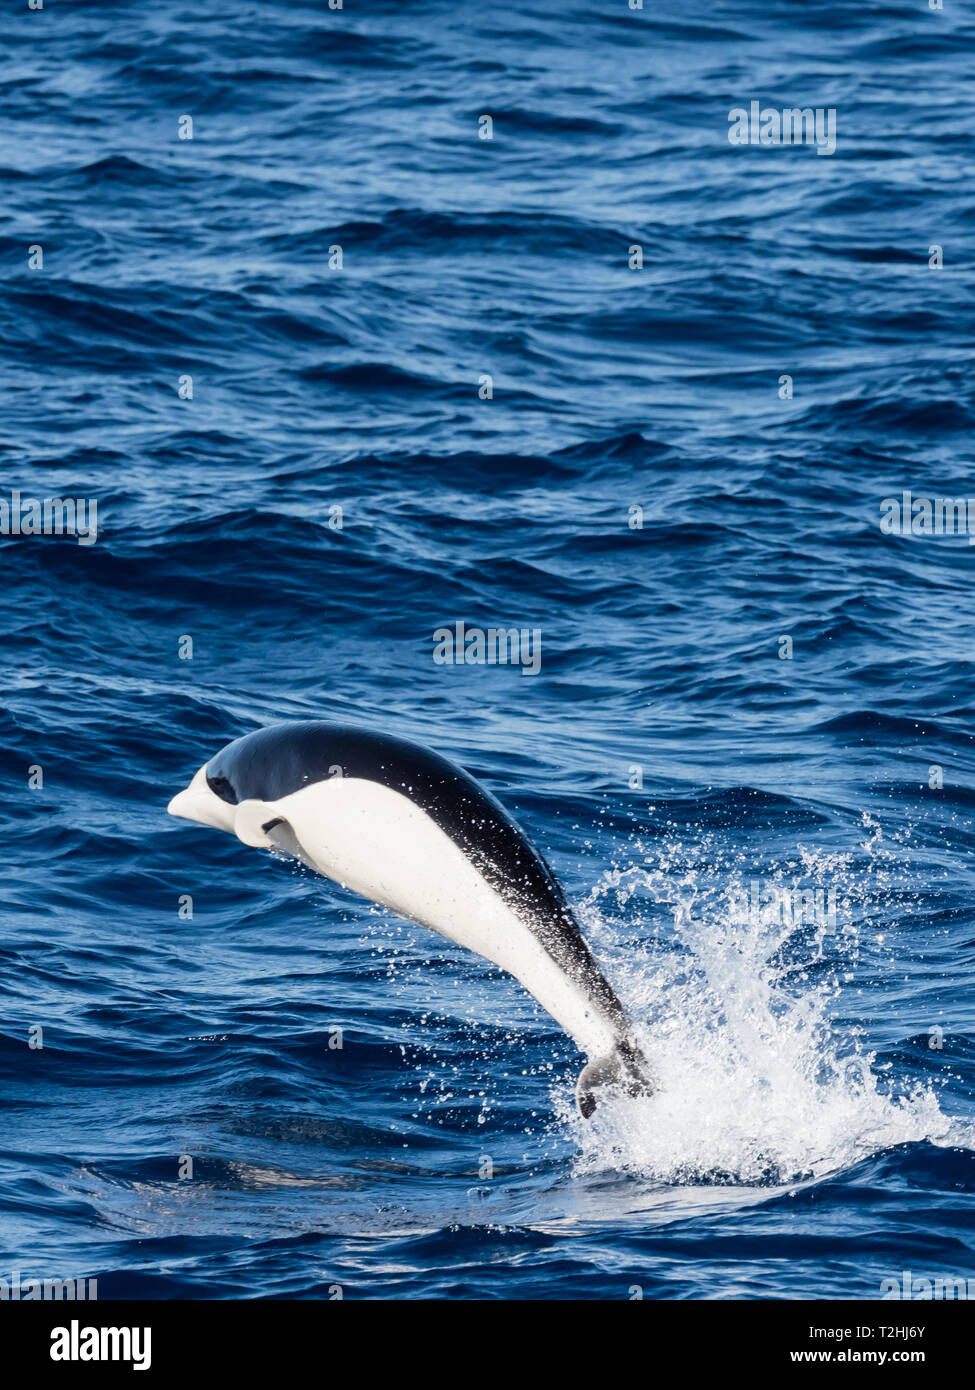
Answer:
xmin=205 ymin=721 xmax=626 ymax=1027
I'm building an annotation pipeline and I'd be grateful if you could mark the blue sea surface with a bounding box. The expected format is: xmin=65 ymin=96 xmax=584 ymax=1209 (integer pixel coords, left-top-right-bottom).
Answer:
xmin=1 ymin=0 xmax=974 ymax=1299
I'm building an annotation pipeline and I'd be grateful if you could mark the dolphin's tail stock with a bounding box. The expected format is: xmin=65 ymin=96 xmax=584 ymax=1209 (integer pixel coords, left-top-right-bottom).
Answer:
xmin=576 ymin=1038 xmax=655 ymax=1119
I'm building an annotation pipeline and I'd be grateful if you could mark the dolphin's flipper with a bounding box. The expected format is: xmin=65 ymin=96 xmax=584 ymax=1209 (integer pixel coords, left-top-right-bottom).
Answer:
xmin=233 ymin=799 xmax=283 ymax=848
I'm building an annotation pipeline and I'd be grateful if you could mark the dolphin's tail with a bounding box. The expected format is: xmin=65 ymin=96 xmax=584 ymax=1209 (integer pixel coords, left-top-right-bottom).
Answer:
xmin=576 ymin=1039 xmax=655 ymax=1119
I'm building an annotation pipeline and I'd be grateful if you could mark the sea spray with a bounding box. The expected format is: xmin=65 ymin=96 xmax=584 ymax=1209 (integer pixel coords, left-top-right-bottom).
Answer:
xmin=563 ymin=828 xmax=963 ymax=1185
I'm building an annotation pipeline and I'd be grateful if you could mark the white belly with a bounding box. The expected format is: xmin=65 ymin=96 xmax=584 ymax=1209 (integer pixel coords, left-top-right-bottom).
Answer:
xmin=267 ymin=777 xmax=617 ymax=1059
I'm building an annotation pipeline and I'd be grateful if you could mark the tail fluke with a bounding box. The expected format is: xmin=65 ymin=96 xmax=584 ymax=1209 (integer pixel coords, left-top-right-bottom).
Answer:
xmin=576 ymin=1040 xmax=655 ymax=1119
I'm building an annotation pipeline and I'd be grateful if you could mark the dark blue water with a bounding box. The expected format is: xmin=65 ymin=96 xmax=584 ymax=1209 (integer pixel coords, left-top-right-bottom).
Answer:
xmin=2 ymin=0 xmax=974 ymax=1300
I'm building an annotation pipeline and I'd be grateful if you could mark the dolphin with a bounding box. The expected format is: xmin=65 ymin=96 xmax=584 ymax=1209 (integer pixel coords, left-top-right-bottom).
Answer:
xmin=167 ymin=721 xmax=654 ymax=1116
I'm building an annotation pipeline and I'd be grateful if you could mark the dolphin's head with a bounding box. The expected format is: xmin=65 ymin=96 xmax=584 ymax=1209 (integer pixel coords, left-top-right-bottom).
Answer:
xmin=167 ymin=762 xmax=237 ymax=834
xmin=168 ymin=740 xmax=292 ymax=852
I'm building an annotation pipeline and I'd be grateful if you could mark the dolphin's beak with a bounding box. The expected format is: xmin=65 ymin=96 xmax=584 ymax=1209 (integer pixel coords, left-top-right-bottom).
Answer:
xmin=167 ymin=785 xmax=209 ymax=822
xmin=168 ymin=769 xmax=278 ymax=846
xmin=167 ymin=765 xmax=232 ymax=830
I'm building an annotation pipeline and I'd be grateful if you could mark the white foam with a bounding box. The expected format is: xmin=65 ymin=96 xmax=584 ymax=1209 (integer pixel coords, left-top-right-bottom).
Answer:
xmin=562 ymin=831 xmax=971 ymax=1186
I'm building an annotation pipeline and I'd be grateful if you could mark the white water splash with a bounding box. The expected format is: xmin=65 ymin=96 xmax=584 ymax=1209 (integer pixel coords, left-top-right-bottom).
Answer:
xmin=562 ymin=834 xmax=968 ymax=1186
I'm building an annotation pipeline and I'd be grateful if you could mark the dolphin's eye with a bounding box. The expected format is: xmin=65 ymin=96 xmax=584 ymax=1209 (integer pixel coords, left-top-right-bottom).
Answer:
xmin=206 ymin=772 xmax=238 ymax=805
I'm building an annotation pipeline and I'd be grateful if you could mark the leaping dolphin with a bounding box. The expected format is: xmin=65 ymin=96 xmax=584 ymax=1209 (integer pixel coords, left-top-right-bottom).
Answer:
xmin=167 ymin=721 xmax=655 ymax=1117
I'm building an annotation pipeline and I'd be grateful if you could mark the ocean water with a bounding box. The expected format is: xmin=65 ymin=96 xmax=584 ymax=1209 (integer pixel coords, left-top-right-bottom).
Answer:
xmin=1 ymin=0 xmax=974 ymax=1300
